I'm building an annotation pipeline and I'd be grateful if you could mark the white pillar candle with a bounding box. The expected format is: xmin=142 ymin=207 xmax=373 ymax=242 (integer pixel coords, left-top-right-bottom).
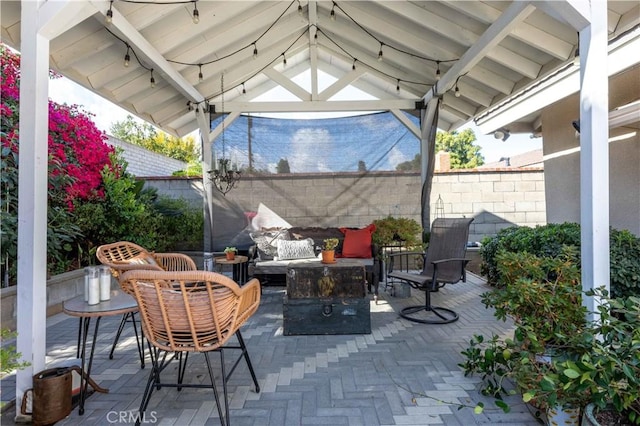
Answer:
xmin=88 ymin=267 xmax=100 ymax=305
xmin=83 ymin=267 xmax=92 ymax=302
xmin=99 ymin=265 xmax=111 ymax=301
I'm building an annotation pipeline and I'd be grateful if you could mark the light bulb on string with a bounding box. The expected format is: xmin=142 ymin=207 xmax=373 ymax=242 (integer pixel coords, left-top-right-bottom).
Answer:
xmin=123 ymin=47 xmax=130 ymax=67
xmin=396 ymin=79 xmax=400 ymax=92
xmin=330 ymin=3 xmax=336 ymax=21
xmin=242 ymin=82 xmax=246 ymax=94
xmin=283 ymin=53 xmax=287 ymax=67
xmin=253 ymin=43 xmax=258 ymax=59
xmin=150 ymin=69 xmax=156 ymax=88
xmin=454 ymin=85 xmax=460 ymax=97
xmin=198 ymin=64 xmax=203 ymax=83
xmin=378 ymin=43 xmax=384 ymax=61
xmin=192 ymin=2 xmax=199 ymax=24
xmin=297 ymin=0 xmax=303 ymax=16
xmin=435 ymin=61 xmax=441 ymax=81
xmin=352 ymin=59 xmax=356 ymax=71
xmin=106 ymin=1 xmax=113 ymax=24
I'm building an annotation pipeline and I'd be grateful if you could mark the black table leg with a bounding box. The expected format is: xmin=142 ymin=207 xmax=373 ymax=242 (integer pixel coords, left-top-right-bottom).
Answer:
xmin=78 ymin=316 xmax=101 ymax=415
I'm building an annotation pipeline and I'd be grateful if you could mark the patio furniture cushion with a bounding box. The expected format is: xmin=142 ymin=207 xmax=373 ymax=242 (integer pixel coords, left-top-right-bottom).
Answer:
xmin=249 ymin=229 xmax=290 ymax=260
xmin=340 ymin=224 xmax=376 ymax=258
xmin=276 ymin=238 xmax=316 ymax=260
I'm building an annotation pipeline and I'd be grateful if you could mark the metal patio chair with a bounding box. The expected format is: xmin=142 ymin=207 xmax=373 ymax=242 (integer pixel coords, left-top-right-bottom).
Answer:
xmin=387 ymin=217 xmax=473 ymax=324
xmin=120 ymin=270 xmax=261 ymax=426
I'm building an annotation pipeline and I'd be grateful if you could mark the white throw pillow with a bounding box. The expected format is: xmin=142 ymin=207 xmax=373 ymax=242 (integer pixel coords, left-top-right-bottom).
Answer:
xmin=276 ymin=238 xmax=316 ymax=260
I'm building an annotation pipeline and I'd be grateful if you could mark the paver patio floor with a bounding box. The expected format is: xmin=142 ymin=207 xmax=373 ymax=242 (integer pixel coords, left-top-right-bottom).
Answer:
xmin=1 ymin=273 xmax=543 ymax=425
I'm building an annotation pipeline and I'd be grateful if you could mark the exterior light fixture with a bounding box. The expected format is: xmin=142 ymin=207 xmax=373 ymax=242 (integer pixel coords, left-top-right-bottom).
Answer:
xmin=378 ymin=43 xmax=384 ymax=61
xmin=150 ymin=69 xmax=156 ymax=88
xmin=198 ymin=64 xmax=203 ymax=82
xmin=123 ymin=46 xmax=131 ymax=67
xmin=493 ymin=129 xmax=511 ymax=142
xmin=253 ymin=43 xmax=258 ymax=59
xmin=435 ymin=61 xmax=441 ymax=81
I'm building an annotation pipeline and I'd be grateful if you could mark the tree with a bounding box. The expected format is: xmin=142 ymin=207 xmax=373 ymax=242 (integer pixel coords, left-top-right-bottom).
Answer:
xmin=110 ymin=115 xmax=199 ymax=163
xmin=436 ymin=128 xmax=484 ymax=169
xmin=276 ymin=158 xmax=290 ymax=174
xmin=358 ymin=160 xmax=367 ymax=172
xmin=396 ymin=154 xmax=421 ymax=171
xmin=395 ymin=129 xmax=484 ymax=171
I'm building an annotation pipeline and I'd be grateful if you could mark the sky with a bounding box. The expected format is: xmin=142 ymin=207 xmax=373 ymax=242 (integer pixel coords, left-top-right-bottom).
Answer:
xmin=48 ymin=73 xmax=542 ymax=165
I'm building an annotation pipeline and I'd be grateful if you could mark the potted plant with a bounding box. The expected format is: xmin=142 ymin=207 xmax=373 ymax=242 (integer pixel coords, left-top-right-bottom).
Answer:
xmin=224 ymin=246 xmax=237 ymax=260
xmin=321 ymin=238 xmax=339 ymax=264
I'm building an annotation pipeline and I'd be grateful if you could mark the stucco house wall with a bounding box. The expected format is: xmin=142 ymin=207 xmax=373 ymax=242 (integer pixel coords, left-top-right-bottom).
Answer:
xmin=541 ymin=66 xmax=640 ymax=235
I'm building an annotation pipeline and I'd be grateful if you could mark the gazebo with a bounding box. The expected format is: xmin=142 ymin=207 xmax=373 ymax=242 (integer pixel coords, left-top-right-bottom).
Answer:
xmin=1 ymin=0 xmax=638 ymax=409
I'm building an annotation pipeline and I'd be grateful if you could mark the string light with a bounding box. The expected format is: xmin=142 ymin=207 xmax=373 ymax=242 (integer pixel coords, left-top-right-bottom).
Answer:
xmin=297 ymin=0 xmax=303 ymax=16
xmin=105 ymin=0 xmax=113 ymax=24
xmin=242 ymin=82 xmax=246 ymax=94
xmin=187 ymin=101 xmax=193 ymax=111
xmin=150 ymin=69 xmax=156 ymax=88
xmin=105 ymin=1 xmax=448 ymax=103
xmin=454 ymin=75 xmax=462 ymax=97
xmin=123 ymin=46 xmax=131 ymax=67
xmin=330 ymin=2 xmax=336 ymax=21
xmin=282 ymin=53 xmax=287 ymax=67
xmin=396 ymin=79 xmax=400 ymax=92
xmin=192 ymin=1 xmax=199 ymax=24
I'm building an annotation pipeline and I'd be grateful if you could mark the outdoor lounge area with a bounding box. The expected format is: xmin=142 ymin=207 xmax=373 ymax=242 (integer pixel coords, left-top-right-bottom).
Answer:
xmin=1 ymin=273 xmax=543 ymax=426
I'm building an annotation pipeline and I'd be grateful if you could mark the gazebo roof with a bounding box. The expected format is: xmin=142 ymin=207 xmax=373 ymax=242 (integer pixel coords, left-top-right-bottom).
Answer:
xmin=2 ymin=1 xmax=637 ymax=137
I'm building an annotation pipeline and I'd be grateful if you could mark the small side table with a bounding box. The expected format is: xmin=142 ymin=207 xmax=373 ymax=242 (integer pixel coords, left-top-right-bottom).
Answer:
xmin=63 ymin=291 xmax=141 ymax=415
xmin=215 ymin=255 xmax=249 ymax=284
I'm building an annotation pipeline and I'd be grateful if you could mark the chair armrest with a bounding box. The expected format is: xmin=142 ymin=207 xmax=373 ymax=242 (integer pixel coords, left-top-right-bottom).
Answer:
xmin=154 ymin=253 xmax=198 ymax=271
xmin=431 ymin=258 xmax=470 ymax=266
xmin=387 ymin=251 xmax=426 ymax=274
xmin=236 ymin=278 xmax=261 ymax=326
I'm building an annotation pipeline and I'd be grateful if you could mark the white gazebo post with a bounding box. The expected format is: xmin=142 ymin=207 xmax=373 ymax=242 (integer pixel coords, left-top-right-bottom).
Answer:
xmin=15 ymin=0 xmax=94 ymax=412
xmin=15 ymin=0 xmax=52 ymax=407
xmin=578 ymin=1 xmax=610 ymax=320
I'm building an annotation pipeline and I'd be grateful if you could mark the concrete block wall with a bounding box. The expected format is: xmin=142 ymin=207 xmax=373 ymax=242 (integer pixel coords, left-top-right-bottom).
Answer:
xmin=105 ymin=136 xmax=188 ymax=177
xmin=145 ymin=168 xmax=545 ymax=244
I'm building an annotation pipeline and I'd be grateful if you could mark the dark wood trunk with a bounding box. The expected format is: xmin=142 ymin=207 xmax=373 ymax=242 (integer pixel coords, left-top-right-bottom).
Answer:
xmin=286 ymin=261 xmax=366 ymax=298
xmin=282 ymin=296 xmax=371 ymax=335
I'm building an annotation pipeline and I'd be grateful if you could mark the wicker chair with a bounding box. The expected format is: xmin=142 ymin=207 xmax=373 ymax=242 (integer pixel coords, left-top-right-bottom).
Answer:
xmin=387 ymin=218 xmax=474 ymax=324
xmin=120 ymin=270 xmax=261 ymax=426
xmin=96 ymin=241 xmax=198 ymax=366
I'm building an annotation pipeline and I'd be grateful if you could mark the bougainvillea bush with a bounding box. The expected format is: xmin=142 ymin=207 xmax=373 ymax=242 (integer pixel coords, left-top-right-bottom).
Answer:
xmin=1 ymin=44 xmax=125 ymax=281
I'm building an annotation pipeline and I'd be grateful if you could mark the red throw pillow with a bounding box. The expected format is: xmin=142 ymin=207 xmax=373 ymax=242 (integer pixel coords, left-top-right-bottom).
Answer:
xmin=339 ymin=224 xmax=376 ymax=258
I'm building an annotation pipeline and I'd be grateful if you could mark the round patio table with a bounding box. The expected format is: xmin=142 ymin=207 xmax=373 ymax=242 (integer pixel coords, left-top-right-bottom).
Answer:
xmin=63 ymin=290 xmax=140 ymax=415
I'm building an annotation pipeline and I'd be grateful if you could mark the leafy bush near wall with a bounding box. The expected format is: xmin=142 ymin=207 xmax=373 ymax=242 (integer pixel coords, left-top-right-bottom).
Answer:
xmin=153 ymin=196 xmax=204 ymax=251
xmin=480 ymin=222 xmax=640 ymax=299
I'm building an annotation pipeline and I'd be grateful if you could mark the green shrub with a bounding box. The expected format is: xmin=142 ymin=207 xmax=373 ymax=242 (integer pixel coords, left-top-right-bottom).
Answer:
xmin=480 ymin=222 xmax=640 ymax=299
xmin=153 ymin=196 xmax=204 ymax=251
xmin=372 ymin=216 xmax=423 ymax=249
